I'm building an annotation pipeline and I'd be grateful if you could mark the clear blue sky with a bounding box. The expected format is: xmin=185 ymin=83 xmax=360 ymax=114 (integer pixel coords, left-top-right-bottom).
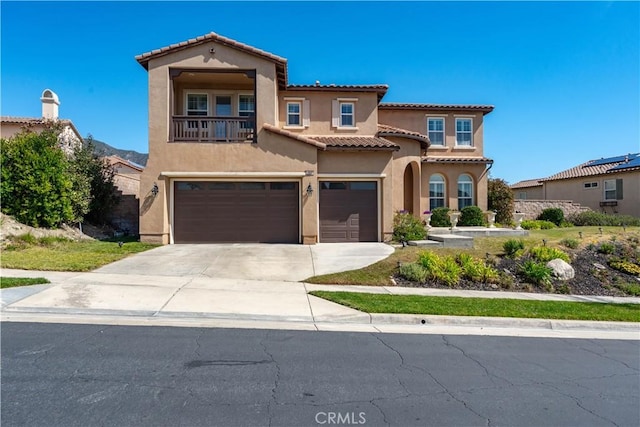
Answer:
xmin=2 ymin=1 xmax=638 ymax=184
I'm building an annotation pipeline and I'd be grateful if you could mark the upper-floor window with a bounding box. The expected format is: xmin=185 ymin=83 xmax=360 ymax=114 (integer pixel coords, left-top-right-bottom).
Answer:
xmin=458 ymin=174 xmax=474 ymax=209
xmin=584 ymin=182 xmax=598 ymax=189
xmin=455 ymin=118 xmax=473 ymax=146
xmin=604 ymin=179 xmax=623 ymax=201
xmin=238 ymin=95 xmax=255 ymax=117
xmin=340 ymin=102 xmax=354 ymax=127
xmin=187 ymin=94 xmax=208 ymax=116
xmin=332 ymin=98 xmax=357 ymax=129
xmin=427 ymin=118 xmax=445 ymax=146
xmin=287 ymin=102 xmax=301 ymax=126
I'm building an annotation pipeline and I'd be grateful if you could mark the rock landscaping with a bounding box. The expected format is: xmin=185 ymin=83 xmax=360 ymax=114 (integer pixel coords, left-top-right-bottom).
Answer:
xmin=396 ymin=235 xmax=640 ymax=297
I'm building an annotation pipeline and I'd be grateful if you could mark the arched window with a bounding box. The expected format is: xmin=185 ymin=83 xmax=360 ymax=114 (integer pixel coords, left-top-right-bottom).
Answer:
xmin=429 ymin=174 xmax=445 ymax=210
xmin=457 ymin=174 xmax=474 ymax=209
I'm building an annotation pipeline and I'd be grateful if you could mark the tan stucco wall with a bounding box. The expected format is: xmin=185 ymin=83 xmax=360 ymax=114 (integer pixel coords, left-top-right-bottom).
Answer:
xmin=512 ymin=186 xmax=544 ymax=200
xmin=379 ymin=109 xmax=485 ymax=157
xmin=278 ymin=91 xmax=379 ymax=135
xmin=1 ymin=123 xmax=26 ymax=139
xmin=317 ymin=150 xmax=394 ymax=241
xmin=140 ymin=129 xmax=319 ymax=244
xmin=389 ymin=138 xmax=422 ymax=215
xmin=421 ymin=163 xmax=489 ymax=211
xmin=543 ymin=171 xmax=640 ymax=217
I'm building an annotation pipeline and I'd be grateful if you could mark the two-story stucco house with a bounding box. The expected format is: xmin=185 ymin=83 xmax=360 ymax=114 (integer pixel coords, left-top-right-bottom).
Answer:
xmin=135 ymin=32 xmax=494 ymax=244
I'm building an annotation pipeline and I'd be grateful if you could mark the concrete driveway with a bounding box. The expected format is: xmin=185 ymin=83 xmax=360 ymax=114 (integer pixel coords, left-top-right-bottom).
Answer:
xmin=93 ymin=243 xmax=395 ymax=282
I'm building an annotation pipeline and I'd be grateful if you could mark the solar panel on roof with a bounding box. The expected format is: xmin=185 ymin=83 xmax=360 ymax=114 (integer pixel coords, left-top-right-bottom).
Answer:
xmin=585 ymin=153 xmax=638 ymax=166
xmin=609 ymin=156 xmax=640 ymax=171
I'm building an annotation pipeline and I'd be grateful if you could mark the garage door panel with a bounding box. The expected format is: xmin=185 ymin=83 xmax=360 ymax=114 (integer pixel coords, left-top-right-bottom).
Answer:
xmin=174 ymin=181 xmax=299 ymax=243
xmin=319 ymin=181 xmax=378 ymax=243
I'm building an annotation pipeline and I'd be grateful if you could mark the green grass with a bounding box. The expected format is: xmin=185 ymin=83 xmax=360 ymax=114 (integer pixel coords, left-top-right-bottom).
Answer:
xmin=310 ymin=291 xmax=640 ymax=322
xmin=1 ymin=235 xmax=159 ymax=271
xmin=1 ymin=277 xmax=50 ymax=288
xmin=304 ymin=227 xmax=640 ymax=285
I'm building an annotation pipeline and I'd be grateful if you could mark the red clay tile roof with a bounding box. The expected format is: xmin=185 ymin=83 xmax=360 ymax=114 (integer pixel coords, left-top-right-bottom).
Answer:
xmin=286 ymin=84 xmax=388 ymax=101
xmin=379 ymin=103 xmax=494 ymax=115
xmin=541 ymin=153 xmax=640 ymax=181
xmin=377 ymin=124 xmax=430 ymax=149
xmin=1 ymin=116 xmax=82 ymax=140
xmin=423 ymin=156 xmax=493 ymax=164
xmin=135 ymin=32 xmax=288 ymax=89
xmin=105 ymin=155 xmax=144 ymax=172
xmin=310 ymin=136 xmax=399 ymax=151
xmin=510 ymin=179 xmax=544 ymax=189
xmin=262 ymin=123 xmax=326 ymax=150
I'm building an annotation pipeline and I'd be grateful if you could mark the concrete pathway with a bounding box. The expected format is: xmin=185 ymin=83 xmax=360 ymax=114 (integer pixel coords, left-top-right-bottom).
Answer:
xmin=2 ymin=267 xmax=638 ymax=340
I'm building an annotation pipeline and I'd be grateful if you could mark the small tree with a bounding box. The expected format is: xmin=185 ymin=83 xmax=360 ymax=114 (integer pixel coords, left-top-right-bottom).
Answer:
xmin=71 ymin=136 xmax=119 ymax=225
xmin=0 ymin=128 xmax=80 ymax=227
xmin=488 ymin=178 xmax=514 ymax=225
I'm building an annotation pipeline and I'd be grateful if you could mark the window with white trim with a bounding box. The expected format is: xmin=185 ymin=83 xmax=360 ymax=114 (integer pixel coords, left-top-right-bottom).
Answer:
xmin=604 ymin=179 xmax=623 ymax=201
xmin=457 ymin=174 xmax=474 ymax=209
xmin=238 ymin=95 xmax=255 ymax=134
xmin=455 ymin=118 xmax=473 ymax=146
xmin=286 ymin=102 xmax=301 ymax=126
xmin=429 ymin=174 xmax=446 ymax=209
xmin=187 ymin=94 xmax=208 ymax=116
xmin=583 ymin=182 xmax=598 ymax=189
xmin=427 ymin=118 xmax=445 ymax=146
xmin=340 ymin=102 xmax=355 ymax=127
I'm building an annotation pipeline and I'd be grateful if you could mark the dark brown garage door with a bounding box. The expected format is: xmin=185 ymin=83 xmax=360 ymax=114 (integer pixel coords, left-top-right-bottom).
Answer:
xmin=319 ymin=181 xmax=378 ymax=242
xmin=174 ymin=181 xmax=299 ymax=243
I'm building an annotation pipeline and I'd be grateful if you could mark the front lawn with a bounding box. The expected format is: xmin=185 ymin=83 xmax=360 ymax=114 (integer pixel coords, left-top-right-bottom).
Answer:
xmin=1 ymin=277 xmax=50 ymax=289
xmin=1 ymin=234 xmax=159 ymax=271
xmin=310 ymin=291 xmax=640 ymax=322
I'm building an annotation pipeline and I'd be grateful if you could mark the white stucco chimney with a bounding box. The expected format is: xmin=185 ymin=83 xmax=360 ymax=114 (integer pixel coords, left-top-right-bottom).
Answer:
xmin=40 ymin=89 xmax=60 ymax=120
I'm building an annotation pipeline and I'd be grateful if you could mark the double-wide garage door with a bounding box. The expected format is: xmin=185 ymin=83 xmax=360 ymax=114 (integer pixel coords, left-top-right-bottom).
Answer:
xmin=174 ymin=181 xmax=299 ymax=243
xmin=319 ymin=181 xmax=378 ymax=242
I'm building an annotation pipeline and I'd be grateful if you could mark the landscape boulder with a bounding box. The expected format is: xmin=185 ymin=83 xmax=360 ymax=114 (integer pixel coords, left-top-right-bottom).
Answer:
xmin=547 ymin=259 xmax=575 ymax=280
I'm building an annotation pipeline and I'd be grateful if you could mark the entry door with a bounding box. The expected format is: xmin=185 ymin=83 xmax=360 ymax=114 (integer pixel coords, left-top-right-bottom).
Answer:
xmin=215 ymin=96 xmax=232 ymax=139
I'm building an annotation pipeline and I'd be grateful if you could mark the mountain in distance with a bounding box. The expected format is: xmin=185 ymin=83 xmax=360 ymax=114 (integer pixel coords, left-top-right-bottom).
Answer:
xmin=88 ymin=138 xmax=148 ymax=167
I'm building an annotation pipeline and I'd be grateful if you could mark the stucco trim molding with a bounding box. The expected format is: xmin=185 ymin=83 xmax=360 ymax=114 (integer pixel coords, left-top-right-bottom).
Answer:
xmin=262 ymin=123 xmax=327 ymax=150
xmin=160 ymin=171 xmax=307 ymax=178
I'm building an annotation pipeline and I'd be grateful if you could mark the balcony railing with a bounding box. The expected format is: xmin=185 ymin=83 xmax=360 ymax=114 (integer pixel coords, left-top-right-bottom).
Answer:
xmin=172 ymin=116 xmax=255 ymax=142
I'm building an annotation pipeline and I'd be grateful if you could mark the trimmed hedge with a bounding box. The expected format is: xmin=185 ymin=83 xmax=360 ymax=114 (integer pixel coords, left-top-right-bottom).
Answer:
xmin=459 ymin=206 xmax=485 ymax=226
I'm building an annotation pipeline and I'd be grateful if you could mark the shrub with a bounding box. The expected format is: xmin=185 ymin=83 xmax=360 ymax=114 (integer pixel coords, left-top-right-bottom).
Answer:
xmin=437 ymin=256 xmax=461 ymax=287
xmin=597 ymin=242 xmax=615 ymax=255
xmin=519 ymin=260 xmax=553 ymax=288
xmin=520 ymin=220 xmax=540 ymax=230
xmin=503 ymin=239 xmax=525 ymax=257
xmin=608 ymin=260 xmax=640 ymax=276
xmin=560 ymin=238 xmax=580 ymax=249
xmin=568 ymin=211 xmax=640 ymax=227
xmin=392 ymin=211 xmax=426 ymax=242
xmin=614 ymin=282 xmax=640 ymax=296
xmin=430 ymin=207 xmax=451 ymax=227
xmin=529 ymin=246 xmax=570 ymax=263
xmin=459 ymin=206 xmax=485 ymax=226
xmin=398 ymin=263 xmax=429 ymax=283
xmin=538 ymin=208 xmax=564 ymax=226
xmin=488 ymin=178 xmax=514 ymax=225
xmin=538 ymin=220 xmax=557 ymax=230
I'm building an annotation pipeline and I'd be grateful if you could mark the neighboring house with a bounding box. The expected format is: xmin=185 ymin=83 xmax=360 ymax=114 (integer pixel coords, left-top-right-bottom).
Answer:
xmin=0 ymin=89 xmax=82 ymax=155
xmin=135 ymin=32 xmax=494 ymax=244
xmin=511 ymin=153 xmax=640 ymax=217
xmin=104 ymin=155 xmax=144 ymax=235
xmin=511 ymin=178 xmax=544 ymax=200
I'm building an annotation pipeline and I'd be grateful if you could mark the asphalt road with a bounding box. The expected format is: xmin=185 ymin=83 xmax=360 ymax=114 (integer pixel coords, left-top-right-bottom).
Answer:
xmin=1 ymin=323 xmax=638 ymax=427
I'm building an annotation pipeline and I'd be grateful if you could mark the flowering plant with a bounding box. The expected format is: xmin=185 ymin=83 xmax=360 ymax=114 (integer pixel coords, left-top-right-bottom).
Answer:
xmin=423 ymin=210 xmax=431 ymax=215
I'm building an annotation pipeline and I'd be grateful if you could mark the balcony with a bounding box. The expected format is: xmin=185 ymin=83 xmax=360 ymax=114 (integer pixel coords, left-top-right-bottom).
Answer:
xmin=172 ymin=116 xmax=255 ymax=142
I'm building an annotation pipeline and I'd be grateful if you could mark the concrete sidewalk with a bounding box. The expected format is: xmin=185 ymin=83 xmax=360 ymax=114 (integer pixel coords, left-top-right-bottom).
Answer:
xmin=2 ymin=268 xmax=638 ymax=339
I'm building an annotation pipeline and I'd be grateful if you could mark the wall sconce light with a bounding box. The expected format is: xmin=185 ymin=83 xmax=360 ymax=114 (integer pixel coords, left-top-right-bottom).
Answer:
xmin=151 ymin=182 xmax=159 ymax=196
xmin=306 ymin=184 xmax=313 ymax=196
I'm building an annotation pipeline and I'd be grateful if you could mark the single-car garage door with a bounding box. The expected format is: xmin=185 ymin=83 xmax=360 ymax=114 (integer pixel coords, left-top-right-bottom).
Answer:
xmin=319 ymin=181 xmax=378 ymax=242
xmin=174 ymin=181 xmax=299 ymax=243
